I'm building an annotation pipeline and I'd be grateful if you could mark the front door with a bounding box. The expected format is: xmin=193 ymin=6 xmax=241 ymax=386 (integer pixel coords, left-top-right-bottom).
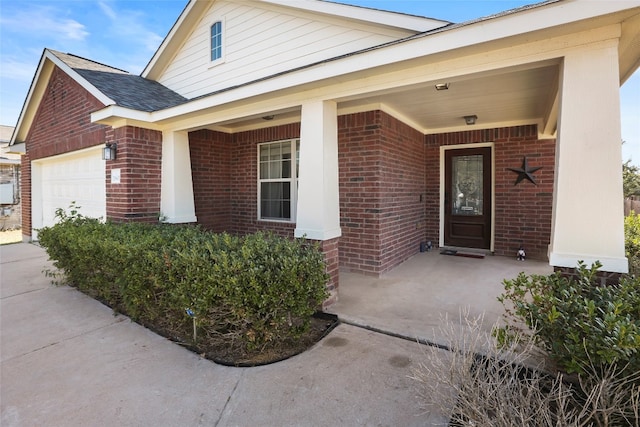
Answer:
xmin=444 ymin=147 xmax=492 ymax=249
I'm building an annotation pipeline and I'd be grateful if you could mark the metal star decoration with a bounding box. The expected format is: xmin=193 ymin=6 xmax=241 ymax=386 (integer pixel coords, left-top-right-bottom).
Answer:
xmin=508 ymin=156 xmax=542 ymax=185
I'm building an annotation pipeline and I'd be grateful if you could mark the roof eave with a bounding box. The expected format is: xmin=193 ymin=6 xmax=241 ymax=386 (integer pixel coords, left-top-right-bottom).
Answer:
xmin=99 ymin=0 xmax=640 ymax=132
xmin=11 ymin=49 xmax=115 ymax=145
xmin=264 ymin=0 xmax=451 ymax=32
xmin=142 ymin=0 xmax=451 ymax=81
xmin=142 ymin=0 xmax=206 ymax=80
xmin=91 ymin=105 xmax=160 ymax=130
xmin=6 ymin=142 xmax=25 ymax=155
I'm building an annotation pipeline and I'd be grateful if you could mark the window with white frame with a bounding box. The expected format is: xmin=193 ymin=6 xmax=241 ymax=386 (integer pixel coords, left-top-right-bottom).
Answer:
xmin=258 ymin=139 xmax=300 ymax=221
xmin=210 ymin=21 xmax=223 ymax=62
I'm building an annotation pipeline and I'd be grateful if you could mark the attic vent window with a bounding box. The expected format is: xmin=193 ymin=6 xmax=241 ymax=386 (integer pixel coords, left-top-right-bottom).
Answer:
xmin=210 ymin=21 xmax=223 ymax=62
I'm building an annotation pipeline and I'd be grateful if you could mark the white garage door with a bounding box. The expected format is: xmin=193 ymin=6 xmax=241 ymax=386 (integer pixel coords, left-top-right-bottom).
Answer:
xmin=34 ymin=147 xmax=106 ymax=234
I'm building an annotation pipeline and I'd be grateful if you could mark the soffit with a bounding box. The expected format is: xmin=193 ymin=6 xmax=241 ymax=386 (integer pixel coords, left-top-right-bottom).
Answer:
xmin=200 ymin=62 xmax=560 ymax=135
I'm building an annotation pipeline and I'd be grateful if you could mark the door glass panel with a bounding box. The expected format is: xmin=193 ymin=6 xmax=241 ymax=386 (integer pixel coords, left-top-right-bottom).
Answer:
xmin=451 ymin=155 xmax=483 ymax=216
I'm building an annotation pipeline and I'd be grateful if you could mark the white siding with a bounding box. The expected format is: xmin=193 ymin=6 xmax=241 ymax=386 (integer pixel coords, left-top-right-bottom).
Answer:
xmin=158 ymin=1 xmax=415 ymax=99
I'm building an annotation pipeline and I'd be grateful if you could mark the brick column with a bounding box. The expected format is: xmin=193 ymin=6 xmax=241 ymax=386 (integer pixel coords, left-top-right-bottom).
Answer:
xmin=554 ymin=266 xmax=622 ymax=286
xmin=319 ymin=237 xmax=340 ymax=308
xmin=106 ymin=126 xmax=162 ymax=222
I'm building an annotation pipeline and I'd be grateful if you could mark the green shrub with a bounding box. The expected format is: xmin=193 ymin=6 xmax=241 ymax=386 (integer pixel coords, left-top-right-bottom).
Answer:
xmin=38 ymin=204 xmax=117 ymax=302
xmin=165 ymin=231 xmax=329 ymax=349
xmin=37 ymin=207 xmax=329 ymax=353
xmin=626 ymin=212 xmax=640 ymax=277
xmin=497 ymin=262 xmax=640 ymax=379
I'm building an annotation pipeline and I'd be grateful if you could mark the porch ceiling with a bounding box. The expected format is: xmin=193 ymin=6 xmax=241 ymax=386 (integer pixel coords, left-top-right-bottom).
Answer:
xmin=206 ymin=62 xmax=561 ymax=136
xmin=338 ymin=63 xmax=561 ymax=134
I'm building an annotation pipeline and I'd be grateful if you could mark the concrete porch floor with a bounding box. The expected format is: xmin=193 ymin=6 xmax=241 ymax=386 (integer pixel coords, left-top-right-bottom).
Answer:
xmin=327 ymin=250 xmax=553 ymax=346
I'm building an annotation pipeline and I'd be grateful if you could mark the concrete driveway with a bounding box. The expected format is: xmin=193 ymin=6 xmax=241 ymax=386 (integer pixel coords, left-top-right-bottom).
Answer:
xmin=1 ymin=243 xmax=451 ymax=426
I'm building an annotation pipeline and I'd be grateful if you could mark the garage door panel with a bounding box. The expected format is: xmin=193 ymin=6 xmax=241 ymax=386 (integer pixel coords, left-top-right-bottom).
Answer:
xmin=38 ymin=148 xmax=106 ymax=228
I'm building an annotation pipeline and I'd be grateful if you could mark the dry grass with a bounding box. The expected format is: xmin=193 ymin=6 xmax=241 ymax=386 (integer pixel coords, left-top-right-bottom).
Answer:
xmin=0 ymin=229 xmax=22 ymax=245
xmin=410 ymin=310 xmax=640 ymax=426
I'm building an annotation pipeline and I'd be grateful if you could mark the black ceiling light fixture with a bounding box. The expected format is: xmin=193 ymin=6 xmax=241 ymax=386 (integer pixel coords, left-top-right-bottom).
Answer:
xmin=463 ymin=115 xmax=477 ymax=125
xmin=508 ymin=156 xmax=543 ymax=185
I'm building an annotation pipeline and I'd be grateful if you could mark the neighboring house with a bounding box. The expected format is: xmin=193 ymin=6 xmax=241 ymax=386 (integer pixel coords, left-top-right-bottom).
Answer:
xmin=10 ymin=0 xmax=640 ymax=303
xmin=0 ymin=125 xmax=21 ymax=229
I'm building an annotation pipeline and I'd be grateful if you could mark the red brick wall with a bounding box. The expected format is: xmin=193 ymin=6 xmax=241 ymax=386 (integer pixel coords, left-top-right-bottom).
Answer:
xmin=24 ymin=67 xmax=107 ymax=161
xmin=22 ymin=66 xmax=108 ymax=237
xmin=105 ymin=126 xmax=162 ymax=222
xmin=495 ymin=136 xmax=555 ymax=259
xmin=189 ymin=129 xmax=233 ymax=232
xmin=338 ymin=111 xmax=425 ymax=275
xmin=188 ymin=117 xmax=554 ymax=279
xmin=338 ymin=111 xmax=381 ymax=273
xmin=187 ymin=125 xmax=300 ymax=238
xmin=425 ymin=126 xmax=555 ymax=260
xmin=320 ymin=237 xmax=340 ymax=307
xmin=378 ymin=112 xmax=427 ymax=272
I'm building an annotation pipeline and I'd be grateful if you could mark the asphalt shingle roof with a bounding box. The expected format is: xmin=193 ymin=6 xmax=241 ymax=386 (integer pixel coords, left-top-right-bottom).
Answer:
xmin=50 ymin=50 xmax=187 ymax=112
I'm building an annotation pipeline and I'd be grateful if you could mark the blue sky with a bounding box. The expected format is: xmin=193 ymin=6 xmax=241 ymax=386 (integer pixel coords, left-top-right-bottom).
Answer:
xmin=1 ymin=0 xmax=638 ymax=163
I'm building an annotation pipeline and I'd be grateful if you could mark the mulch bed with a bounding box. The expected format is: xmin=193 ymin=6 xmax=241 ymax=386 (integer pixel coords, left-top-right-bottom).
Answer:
xmin=86 ymin=289 xmax=340 ymax=367
xmin=162 ymin=312 xmax=340 ymax=367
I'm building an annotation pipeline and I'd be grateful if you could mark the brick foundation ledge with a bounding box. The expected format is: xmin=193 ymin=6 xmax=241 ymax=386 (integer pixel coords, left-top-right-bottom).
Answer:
xmin=553 ymin=266 xmax=623 ymax=286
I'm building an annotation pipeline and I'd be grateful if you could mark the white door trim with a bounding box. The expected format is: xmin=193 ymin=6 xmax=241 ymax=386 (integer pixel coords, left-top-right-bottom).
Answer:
xmin=439 ymin=142 xmax=495 ymax=251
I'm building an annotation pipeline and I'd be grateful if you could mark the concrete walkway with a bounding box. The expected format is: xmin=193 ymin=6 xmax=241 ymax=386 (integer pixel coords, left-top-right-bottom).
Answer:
xmin=328 ymin=250 xmax=553 ymax=347
xmin=1 ymin=243 xmax=450 ymax=426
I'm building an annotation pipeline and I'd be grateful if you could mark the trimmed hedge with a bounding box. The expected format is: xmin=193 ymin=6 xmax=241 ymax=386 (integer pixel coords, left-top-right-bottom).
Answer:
xmin=38 ymin=206 xmax=329 ymax=351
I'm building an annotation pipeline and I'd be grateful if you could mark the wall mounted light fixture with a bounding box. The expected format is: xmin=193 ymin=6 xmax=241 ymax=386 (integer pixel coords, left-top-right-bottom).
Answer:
xmin=102 ymin=142 xmax=117 ymax=160
xmin=463 ymin=115 xmax=478 ymax=125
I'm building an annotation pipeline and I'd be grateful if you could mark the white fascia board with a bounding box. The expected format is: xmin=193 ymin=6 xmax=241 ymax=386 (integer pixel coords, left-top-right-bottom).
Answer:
xmin=148 ymin=28 xmax=619 ymax=125
xmin=91 ymin=105 xmax=154 ymax=126
xmin=11 ymin=51 xmax=49 ymax=145
xmin=45 ymin=50 xmax=115 ymax=106
xmin=260 ymin=0 xmax=450 ymax=32
xmin=142 ymin=0 xmax=205 ymax=80
xmin=7 ymin=142 xmax=25 ymax=154
xmin=101 ymin=26 xmax=619 ymax=131
xmin=98 ymin=1 xmax=638 ymax=129
xmin=12 ymin=49 xmax=113 ymax=144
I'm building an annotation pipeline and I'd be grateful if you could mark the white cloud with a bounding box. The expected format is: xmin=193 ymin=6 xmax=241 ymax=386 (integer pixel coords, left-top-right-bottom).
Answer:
xmin=0 ymin=58 xmax=40 ymax=82
xmin=96 ymin=1 xmax=164 ymax=53
xmin=0 ymin=6 xmax=89 ymax=42
xmin=59 ymin=18 xmax=90 ymax=40
xmin=98 ymin=1 xmax=117 ymax=20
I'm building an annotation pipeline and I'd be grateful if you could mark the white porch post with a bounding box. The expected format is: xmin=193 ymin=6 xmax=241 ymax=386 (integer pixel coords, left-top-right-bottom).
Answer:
xmin=549 ymin=42 xmax=628 ymax=273
xmin=160 ymin=130 xmax=197 ymax=223
xmin=295 ymin=100 xmax=341 ymax=240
